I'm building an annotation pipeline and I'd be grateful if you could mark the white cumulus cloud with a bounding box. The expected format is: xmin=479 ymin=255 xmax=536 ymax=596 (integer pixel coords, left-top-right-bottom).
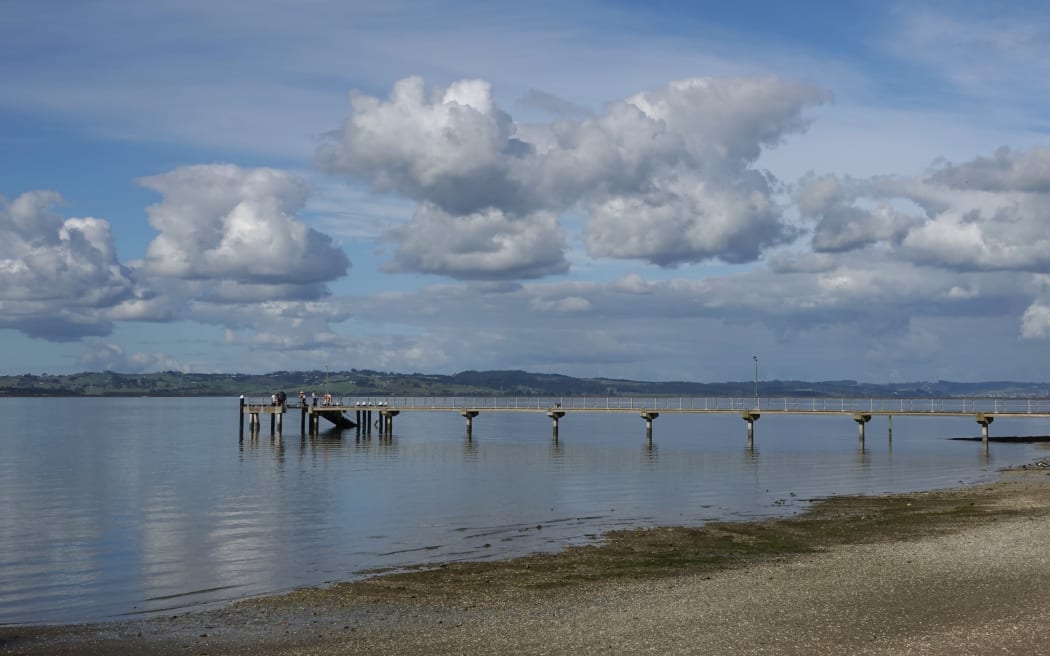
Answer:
xmin=931 ymin=146 xmax=1050 ymax=193
xmin=139 ymin=164 xmax=350 ymax=290
xmin=320 ymin=75 xmax=826 ymax=277
xmin=0 ymin=191 xmax=136 ymax=340
xmin=796 ymin=148 xmax=1050 ymax=273
xmin=384 ymin=204 xmax=567 ymax=280
xmin=1022 ymin=302 xmax=1050 ymax=339
xmin=81 ymin=343 xmax=187 ymax=373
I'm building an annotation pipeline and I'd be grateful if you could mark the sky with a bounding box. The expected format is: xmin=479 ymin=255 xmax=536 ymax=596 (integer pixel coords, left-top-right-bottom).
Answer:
xmin=2 ymin=0 xmax=1050 ymax=383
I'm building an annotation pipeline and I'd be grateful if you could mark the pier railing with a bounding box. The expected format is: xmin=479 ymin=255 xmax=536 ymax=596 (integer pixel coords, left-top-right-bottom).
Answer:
xmin=246 ymin=395 xmax=1050 ymax=416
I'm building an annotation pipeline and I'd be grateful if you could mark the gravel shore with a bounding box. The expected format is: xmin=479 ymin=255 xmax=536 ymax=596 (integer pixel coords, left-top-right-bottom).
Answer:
xmin=5 ymin=470 xmax=1050 ymax=655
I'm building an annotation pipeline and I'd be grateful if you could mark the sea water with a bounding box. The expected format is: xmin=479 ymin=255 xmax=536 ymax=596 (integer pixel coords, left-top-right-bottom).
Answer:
xmin=0 ymin=396 xmax=1046 ymax=624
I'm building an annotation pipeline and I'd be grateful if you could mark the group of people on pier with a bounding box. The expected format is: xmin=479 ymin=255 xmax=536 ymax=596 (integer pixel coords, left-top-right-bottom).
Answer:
xmin=268 ymin=389 xmax=334 ymax=408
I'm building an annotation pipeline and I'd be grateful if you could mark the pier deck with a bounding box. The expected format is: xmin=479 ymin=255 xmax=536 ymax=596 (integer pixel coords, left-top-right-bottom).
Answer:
xmin=239 ymin=395 xmax=1050 ymax=444
xmin=365 ymin=396 xmax=1050 ymax=415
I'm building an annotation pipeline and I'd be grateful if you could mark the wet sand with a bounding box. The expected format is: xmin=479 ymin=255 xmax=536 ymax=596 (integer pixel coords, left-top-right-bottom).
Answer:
xmin=5 ymin=468 xmax=1050 ymax=655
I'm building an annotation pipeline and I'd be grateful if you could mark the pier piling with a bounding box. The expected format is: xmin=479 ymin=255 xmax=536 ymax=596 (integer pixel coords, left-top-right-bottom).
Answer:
xmin=853 ymin=413 xmax=872 ymax=443
xmin=640 ymin=410 xmax=659 ymax=442
xmin=740 ymin=411 xmax=761 ymax=448
xmin=547 ymin=409 xmax=566 ymax=439
xmin=977 ymin=413 xmax=995 ymax=443
xmin=461 ymin=410 xmax=480 ymax=437
xmin=382 ymin=410 xmax=399 ymax=435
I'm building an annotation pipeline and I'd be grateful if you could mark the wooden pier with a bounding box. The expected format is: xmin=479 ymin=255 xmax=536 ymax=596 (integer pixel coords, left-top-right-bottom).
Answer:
xmin=239 ymin=396 xmax=399 ymax=438
xmin=239 ymin=395 xmax=1050 ymax=446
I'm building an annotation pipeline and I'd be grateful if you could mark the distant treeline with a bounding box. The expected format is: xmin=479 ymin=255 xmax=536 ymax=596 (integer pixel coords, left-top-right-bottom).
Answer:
xmin=0 ymin=369 xmax=1048 ymax=399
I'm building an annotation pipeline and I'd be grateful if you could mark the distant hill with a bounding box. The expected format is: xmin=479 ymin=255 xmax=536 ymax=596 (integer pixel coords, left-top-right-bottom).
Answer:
xmin=0 ymin=369 xmax=1048 ymax=398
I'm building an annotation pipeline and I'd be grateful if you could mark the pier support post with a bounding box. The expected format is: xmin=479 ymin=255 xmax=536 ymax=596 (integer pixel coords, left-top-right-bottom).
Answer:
xmin=740 ymin=411 xmax=761 ymax=449
xmin=461 ymin=410 xmax=480 ymax=438
xmin=976 ymin=413 xmax=995 ymax=443
xmin=270 ymin=411 xmax=275 ymax=435
xmin=640 ymin=411 xmax=659 ymax=442
xmin=853 ymin=413 xmax=872 ymax=443
xmin=239 ymin=396 xmax=245 ymax=438
xmin=547 ymin=409 xmax=566 ymax=439
xmin=376 ymin=409 xmax=398 ymax=435
xmin=300 ymin=403 xmax=306 ymax=434
xmin=276 ymin=409 xmax=283 ymax=433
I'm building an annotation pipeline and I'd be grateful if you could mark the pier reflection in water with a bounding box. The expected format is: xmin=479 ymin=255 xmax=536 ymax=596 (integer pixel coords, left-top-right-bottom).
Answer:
xmin=0 ymin=397 xmax=1046 ymax=625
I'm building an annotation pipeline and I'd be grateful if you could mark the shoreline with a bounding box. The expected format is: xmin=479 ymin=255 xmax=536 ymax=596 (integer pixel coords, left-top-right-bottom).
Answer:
xmin=5 ymin=468 xmax=1050 ymax=655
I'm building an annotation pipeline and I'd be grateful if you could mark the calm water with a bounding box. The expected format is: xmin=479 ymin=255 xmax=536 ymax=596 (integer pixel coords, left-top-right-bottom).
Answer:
xmin=1 ymin=396 xmax=1047 ymax=625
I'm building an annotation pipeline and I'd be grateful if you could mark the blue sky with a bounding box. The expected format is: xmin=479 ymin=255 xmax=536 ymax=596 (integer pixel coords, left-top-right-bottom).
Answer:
xmin=3 ymin=0 xmax=1050 ymax=382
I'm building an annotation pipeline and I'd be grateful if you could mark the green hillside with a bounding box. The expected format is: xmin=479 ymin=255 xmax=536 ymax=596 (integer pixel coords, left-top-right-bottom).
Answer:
xmin=0 ymin=369 xmax=1048 ymax=399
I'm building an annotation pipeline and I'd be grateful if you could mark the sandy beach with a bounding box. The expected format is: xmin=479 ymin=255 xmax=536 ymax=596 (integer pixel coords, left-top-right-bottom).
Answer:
xmin=5 ymin=468 xmax=1050 ymax=656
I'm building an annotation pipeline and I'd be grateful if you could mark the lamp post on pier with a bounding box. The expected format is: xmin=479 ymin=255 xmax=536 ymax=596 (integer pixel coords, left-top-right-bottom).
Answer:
xmin=753 ymin=355 xmax=759 ymax=408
